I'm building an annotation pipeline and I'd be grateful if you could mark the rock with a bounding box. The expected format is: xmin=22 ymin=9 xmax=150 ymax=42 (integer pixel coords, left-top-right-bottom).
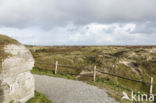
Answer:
xmin=0 ymin=39 xmax=35 ymax=103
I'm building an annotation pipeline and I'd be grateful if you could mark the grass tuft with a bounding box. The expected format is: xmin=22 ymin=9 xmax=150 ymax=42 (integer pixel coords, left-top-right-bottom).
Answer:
xmin=26 ymin=91 xmax=52 ymax=103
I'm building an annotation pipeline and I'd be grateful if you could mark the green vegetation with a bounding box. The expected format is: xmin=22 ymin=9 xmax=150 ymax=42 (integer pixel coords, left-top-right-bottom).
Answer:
xmin=89 ymin=78 xmax=131 ymax=103
xmin=26 ymin=91 xmax=52 ymax=103
xmin=9 ymin=100 xmax=14 ymax=103
xmin=28 ymin=45 xmax=156 ymax=102
xmin=9 ymin=91 xmax=52 ymax=103
xmin=0 ymin=34 xmax=18 ymax=45
xmin=32 ymin=67 xmax=75 ymax=80
xmin=89 ymin=77 xmax=151 ymax=103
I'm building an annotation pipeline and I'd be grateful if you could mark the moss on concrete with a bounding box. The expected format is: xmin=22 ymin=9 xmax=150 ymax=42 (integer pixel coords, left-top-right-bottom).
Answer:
xmin=0 ymin=34 xmax=18 ymax=72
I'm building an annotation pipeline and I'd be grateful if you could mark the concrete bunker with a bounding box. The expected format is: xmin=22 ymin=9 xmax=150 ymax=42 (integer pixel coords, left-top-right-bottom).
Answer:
xmin=0 ymin=34 xmax=35 ymax=103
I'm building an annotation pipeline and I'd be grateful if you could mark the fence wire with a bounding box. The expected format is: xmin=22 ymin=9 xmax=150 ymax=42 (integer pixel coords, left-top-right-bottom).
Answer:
xmin=35 ymin=60 xmax=156 ymax=86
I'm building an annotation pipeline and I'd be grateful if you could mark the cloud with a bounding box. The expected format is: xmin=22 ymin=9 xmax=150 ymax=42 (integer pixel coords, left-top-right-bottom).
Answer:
xmin=0 ymin=0 xmax=156 ymax=45
xmin=132 ymin=21 xmax=156 ymax=34
xmin=0 ymin=0 xmax=156 ymax=29
xmin=1 ymin=23 xmax=156 ymax=45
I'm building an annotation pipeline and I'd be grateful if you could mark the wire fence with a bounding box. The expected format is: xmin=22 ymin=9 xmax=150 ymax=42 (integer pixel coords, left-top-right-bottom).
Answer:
xmin=96 ymin=69 xmax=151 ymax=85
xmin=35 ymin=61 xmax=154 ymax=85
xmin=38 ymin=60 xmax=154 ymax=95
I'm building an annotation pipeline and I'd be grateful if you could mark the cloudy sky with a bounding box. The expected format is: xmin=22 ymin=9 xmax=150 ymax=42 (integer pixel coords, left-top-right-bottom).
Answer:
xmin=0 ymin=0 xmax=156 ymax=45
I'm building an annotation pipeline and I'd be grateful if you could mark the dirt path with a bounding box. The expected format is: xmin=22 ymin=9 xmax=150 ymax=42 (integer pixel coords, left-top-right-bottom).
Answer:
xmin=33 ymin=74 xmax=117 ymax=103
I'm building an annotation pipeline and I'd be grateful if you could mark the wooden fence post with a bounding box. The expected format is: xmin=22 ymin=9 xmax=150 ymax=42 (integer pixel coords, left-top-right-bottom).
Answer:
xmin=150 ymin=77 xmax=153 ymax=95
xmin=93 ymin=65 xmax=96 ymax=82
xmin=55 ymin=61 xmax=58 ymax=74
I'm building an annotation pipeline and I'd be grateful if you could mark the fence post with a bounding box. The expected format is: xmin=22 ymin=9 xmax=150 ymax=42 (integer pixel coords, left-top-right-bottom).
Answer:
xmin=93 ymin=65 xmax=96 ymax=82
xmin=55 ymin=61 xmax=58 ymax=74
xmin=150 ymin=77 xmax=153 ymax=95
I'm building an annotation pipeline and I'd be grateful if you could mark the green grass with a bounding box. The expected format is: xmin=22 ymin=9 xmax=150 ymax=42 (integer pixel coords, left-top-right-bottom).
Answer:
xmin=88 ymin=78 xmax=131 ymax=103
xmin=26 ymin=91 xmax=52 ymax=103
xmin=9 ymin=100 xmax=14 ymax=103
xmin=88 ymin=77 xmax=153 ymax=103
xmin=31 ymin=67 xmax=76 ymax=80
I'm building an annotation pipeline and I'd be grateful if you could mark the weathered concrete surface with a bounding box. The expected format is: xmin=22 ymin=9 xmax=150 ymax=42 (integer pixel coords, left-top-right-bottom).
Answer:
xmin=0 ymin=44 xmax=35 ymax=103
xmin=34 ymin=74 xmax=117 ymax=103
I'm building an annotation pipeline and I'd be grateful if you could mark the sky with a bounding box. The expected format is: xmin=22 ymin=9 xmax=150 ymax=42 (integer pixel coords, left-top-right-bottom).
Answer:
xmin=0 ymin=0 xmax=156 ymax=45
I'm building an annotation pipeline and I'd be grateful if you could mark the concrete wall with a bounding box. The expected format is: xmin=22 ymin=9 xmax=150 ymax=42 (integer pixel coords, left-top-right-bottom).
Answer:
xmin=0 ymin=44 xmax=35 ymax=103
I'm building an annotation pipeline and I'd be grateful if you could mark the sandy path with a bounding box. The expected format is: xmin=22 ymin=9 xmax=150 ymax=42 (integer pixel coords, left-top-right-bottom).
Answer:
xmin=33 ymin=74 xmax=117 ymax=103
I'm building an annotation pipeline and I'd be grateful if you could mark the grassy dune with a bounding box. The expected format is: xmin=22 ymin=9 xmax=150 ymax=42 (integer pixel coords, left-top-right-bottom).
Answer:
xmin=28 ymin=46 xmax=156 ymax=102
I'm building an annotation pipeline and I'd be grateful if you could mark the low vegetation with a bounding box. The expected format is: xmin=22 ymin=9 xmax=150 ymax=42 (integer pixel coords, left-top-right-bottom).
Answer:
xmin=28 ymin=45 xmax=156 ymax=102
xmin=26 ymin=91 xmax=52 ymax=103
xmin=32 ymin=67 xmax=75 ymax=80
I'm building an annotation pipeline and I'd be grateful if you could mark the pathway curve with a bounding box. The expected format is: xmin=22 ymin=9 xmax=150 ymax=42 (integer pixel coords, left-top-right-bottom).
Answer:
xmin=33 ymin=74 xmax=117 ymax=103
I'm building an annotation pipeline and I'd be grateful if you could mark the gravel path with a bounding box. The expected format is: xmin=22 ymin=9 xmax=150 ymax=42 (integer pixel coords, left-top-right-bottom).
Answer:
xmin=33 ymin=74 xmax=117 ymax=103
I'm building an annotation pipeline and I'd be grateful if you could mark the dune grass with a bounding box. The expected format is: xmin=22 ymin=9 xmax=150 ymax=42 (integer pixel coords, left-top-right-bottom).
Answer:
xmin=28 ymin=46 xmax=156 ymax=102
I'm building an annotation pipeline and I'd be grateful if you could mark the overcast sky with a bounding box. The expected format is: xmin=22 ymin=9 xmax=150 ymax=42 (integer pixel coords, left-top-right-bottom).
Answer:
xmin=0 ymin=0 xmax=156 ymax=45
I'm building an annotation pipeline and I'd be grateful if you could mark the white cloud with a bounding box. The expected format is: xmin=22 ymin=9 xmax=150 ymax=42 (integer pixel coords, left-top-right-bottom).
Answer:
xmin=1 ymin=23 xmax=155 ymax=45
